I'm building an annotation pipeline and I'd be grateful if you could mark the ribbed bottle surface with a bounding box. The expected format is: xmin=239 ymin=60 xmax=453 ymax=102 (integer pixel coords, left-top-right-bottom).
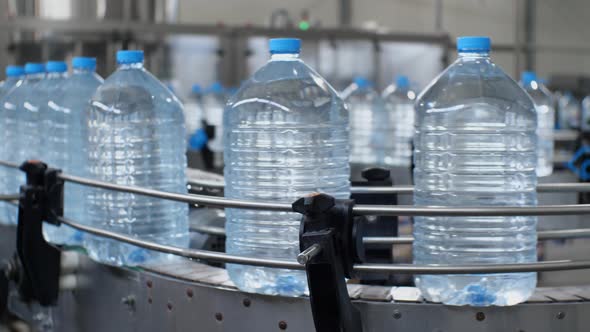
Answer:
xmin=0 ymin=73 xmax=44 ymax=224
xmin=42 ymin=69 xmax=103 ymax=245
xmin=523 ymin=82 xmax=554 ymax=177
xmin=224 ymin=53 xmax=350 ymax=296
xmin=413 ymin=51 xmax=538 ymax=306
xmin=0 ymin=75 xmax=21 ymax=224
xmin=382 ymin=87 xmax=415 ymax=166
xmin=345 ymin=86 xmax=385 ymax=165
xmin=85 ymin=62 xmax=188 ymax=266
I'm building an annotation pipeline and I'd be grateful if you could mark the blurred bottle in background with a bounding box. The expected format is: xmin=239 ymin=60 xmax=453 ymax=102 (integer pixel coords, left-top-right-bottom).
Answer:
xmin=203 ymin=82 xmax=226 ymax=169
xmin=185 ymin=84 xmax=208 ymax=151
xmin=521 ymin=71 xmax=555 ymax=177
xmin=0 ymin=63 xmax=45 ymax=224
xmin=557 ymin=92 xmax=581 ymax=130
xmin=581 ymin=94 xmax=590 ymax=133
xmin=224 ymin=38 xmax=350 ymax=296
xmin=382 ymin=75 xmax=416 ymax=167
xmin=42 ymin=57 xmax=103 ymax=246
xmin=0 ymin=65 xmax=25 ymax=225
xmin=86 ymin=50 xmax=189 ymax=266
xmin=343 ymin=76 xmax=386 ymax=168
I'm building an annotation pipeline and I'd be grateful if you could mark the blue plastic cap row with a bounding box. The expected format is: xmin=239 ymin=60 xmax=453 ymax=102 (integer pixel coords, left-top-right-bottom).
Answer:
xmin=73 ymin=57 xmax=97 ymax=70
xmin=521 ymin=71 xmax=537 ymax=85
xmin=269 ymin=38 xmax=301 ymax=54
xmin=5 ymin=65 xmax=24 ymax=77
xmin=46 ymin=61 xmax=68 ymax=73
xmin=24 ymin=63 xmax=45 ymax=74
xmin=395 ymin=75 xmax=410 ymax=89
xmin=117 ymin=50 xmax=144 ymax=64
xmin=457 ymin=36 xmax=491 ymax=53
xmin=192 ymin=84 xmax=202 ymax=94
xmin=353 ymin=76 xmax=372 ymax=89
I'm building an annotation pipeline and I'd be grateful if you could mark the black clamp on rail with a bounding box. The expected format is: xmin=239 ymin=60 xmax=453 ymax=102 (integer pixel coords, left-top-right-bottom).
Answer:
xmin=351 ymin=168 xmax=398 ymax=284
xmin=15 ymin=161 xmax=63 ymax=306
xmin=293 ymin=193 xmax=365 ymax=332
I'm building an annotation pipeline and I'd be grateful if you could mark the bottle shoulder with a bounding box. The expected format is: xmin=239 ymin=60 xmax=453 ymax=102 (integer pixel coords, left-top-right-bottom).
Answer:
xmin=416 ymin=58 xmax=536 ymax=118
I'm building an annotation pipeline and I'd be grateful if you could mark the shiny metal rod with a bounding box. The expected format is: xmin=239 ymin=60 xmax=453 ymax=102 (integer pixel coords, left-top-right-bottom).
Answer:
xmin=59 ymin=217 xmax=590 ymax=274
xmin=363 ymin=228 xmax=590 ymax=245
xmin=0 ymin=160 xmax=19 ymax=169
xmin=0 ymin=194 xmax=20 ymax=202
xmin=353 ymin=204 xmax=590 ymax=216
xmin=58 ymin=173 xmax=293 ymax=212
xmin=297 ymin=244 xmax=322 ymax=265
xmin=352 ymin=182 xmax=590 ymax=194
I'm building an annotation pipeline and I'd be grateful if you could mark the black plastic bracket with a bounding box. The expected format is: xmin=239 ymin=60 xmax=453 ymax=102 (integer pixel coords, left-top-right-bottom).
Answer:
xmin=351 ymin=168 xmax=398 ymax=284
xmin=294 ymin=193 xmax=364 ymax=332
xmin=16 ymin=161 xmax=62 ymax=306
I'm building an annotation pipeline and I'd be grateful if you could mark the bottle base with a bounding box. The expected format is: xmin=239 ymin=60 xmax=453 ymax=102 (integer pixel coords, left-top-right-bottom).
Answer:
xmin=43 ymin=223 xmax=84 ymax=246
xmin=227 ymin=264 xmax=308 ymax=297
xmin=415 ymin=273 xmax=537 ymax=306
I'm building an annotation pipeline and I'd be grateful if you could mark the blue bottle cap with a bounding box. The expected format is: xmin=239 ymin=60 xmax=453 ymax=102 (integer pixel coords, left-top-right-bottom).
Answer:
xmin=192 ymin=84 xmax=202 ymax=94
xmin=353 ymin=76 xmax=371 ymax=89
xmin=208 ymin=82 xmax=224 ymax=94
xmin=46 ymin=61 xmax=68 ymax=73
xmin=24 ymin=63 xmax=45 ymax=74
xmin=116 ymin=50 xmax=144 ymax=64
xmin=269 ymin=38 xmax=301 ymax=54
xmin=521 ymin=71 xmax=537 ymax=85
xmin=395 ymin=75 xmax=410 ymax=89
xmin=457 ymin=36 xmax=491 ymax=53
xmin=5 ymin=65 xmax=24 ymax=77
xmin=72 ymin=57 xmax=97 ymax=70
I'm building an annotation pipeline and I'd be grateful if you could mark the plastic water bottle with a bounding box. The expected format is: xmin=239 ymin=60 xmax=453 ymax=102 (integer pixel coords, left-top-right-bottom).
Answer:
xmin=413 ymin=36 xmax=538 ymax=306
xmin=557 ymin=92 xmax=581 ymax=130
xmin=581 ymin=95 xmax=590 ymax=133
xmin=0 ymin=66 xmax=24 ymax=98
xmin=343 ymin=77 xmax=385 ymax=166
xmin=0 ymin=63 xmax=45 ymax=224
xmin=521 ymin=71 xmax=554 ymax=177
xmin=0 ymin=65 xmax=25 ymax=224
xmin=86 ymin=50 xmax=189 ymax=266
xmin=203 ymin=82 xmax=225 ymax=168
xmin=42 ymin=58 xmax=103 ymax=245
xmin=382 ymin=75 xmax=416 ymax=166
xmin=224 ymin=38 xmax=350 ymax=296
xmin=185 ymin=84 xmax=207 ymax=150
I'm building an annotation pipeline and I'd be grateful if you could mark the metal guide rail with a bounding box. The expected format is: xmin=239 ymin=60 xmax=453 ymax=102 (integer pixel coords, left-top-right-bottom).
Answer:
xmin=2 ymin=159 xmax=590 ymax=331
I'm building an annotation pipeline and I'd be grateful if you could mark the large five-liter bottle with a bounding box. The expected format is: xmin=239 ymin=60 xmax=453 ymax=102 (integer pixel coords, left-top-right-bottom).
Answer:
xmin=224 ymin=38 xmax=350 ymax=296
xmin=413 ymin=36 xmax=538 ymax=306
xmin=521 ymin=71 xmax=554 ymax=177
xmin=43 ymin=57 xmax=104 ymax=245
xmin=0 ymin=63 xmax=45 ymax=224
xmin=0 ymin=65 xmax=24 ymax=225
xmin=343 ymin=77 xmax=385 ymax=166
xmin=382 ymin=75 xmax=416 ymax=167
xmin=86 ymin=50 xmax=189 ymax=266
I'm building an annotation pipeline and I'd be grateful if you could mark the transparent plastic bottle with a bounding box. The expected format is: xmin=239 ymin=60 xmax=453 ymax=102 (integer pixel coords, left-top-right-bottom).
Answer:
xmin=557 ymin=92 xmax=581 ymax=130
xmin=0 ymin=66 xmax=24 ymax=98
xmin=413 ymin=36 xmax=538 ymax=306
xmin=203 ymin=82 xmax=226 ymax=168
xmin=521 ymin=71 xmax=554 ymax=177
xmin=86 ymin=50 xmax=189 ymax=266
xmin=382 ymin=75 xmax=416 ymax=166
xmin=581 ymin=95 xmax=590 ymax=133
xmin=343 ymin=77 xmax=386 ymax=166
xmin=224 ymin=38 xmax=350 ymax=296
xmin=0 ymin=63 xmax=45 ymax=224
xmin=0 ymin=66 xmax=24 ymax=225
xmin=42 ymin=58 xmax=103 ymax=245
xmin=185 ymin=84 xmax=206 ymax=150
xmin=34 ymin=61 xmax=69 ymax=162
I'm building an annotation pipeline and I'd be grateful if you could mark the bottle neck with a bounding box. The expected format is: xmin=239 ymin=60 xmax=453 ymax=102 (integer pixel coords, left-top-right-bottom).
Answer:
xmin=47 ymin=72 xmax=67 ymax=79
xmin=6 ymin=76 xmax=22 ymax=83
xmin=26 ymin=73 xmax=45 ymax=81
xmin=270 ymin=53 xmax=300 ymax=61
xmin=73 ymin=68 xmax=96 ymax=75
xmin=118 ymin=62 xmax=144 ymax=70
xmin=458 ymin=51 xmax=490 ymax=59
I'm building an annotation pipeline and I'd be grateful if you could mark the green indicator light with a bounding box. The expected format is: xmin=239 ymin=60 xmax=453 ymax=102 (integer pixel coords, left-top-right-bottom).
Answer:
xmin=299 ymin=21 xmax=310 ymax=31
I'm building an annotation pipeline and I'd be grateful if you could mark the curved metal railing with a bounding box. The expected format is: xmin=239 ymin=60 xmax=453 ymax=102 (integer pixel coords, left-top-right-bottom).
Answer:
xmin=2 ymin=159 xmax=590 ymax=275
